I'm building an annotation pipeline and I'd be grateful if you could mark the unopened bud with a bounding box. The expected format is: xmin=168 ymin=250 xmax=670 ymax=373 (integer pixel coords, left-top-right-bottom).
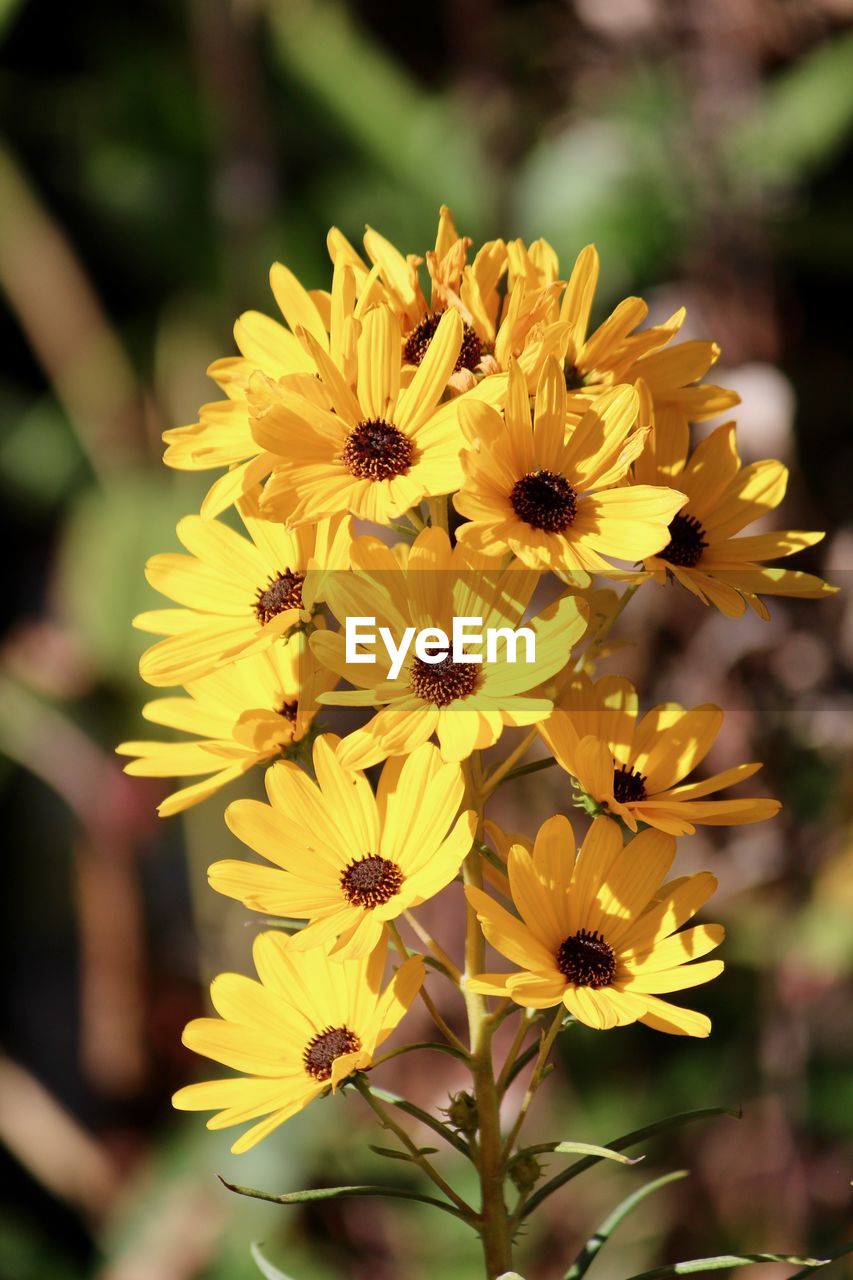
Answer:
xmin=443 ymin=1090 xmax=478 ymax=1135
xmin=509 ymin=1152 xmax=542 ymax=1192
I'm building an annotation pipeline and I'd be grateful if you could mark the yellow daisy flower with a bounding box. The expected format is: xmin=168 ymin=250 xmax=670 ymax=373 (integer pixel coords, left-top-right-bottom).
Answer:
xmin=250 ymin=304 xmax=484 ymax=526
xmin=116 ymin=633 xmax=334 ymax=816
xmin=555 ymin=244 xmax=740 ymax=423
xmin=466 ymin=814 xmax=724 ymax=1036
xmin=136 ymin=497 xmax=352 ymax=688
xmin=635 ymin=419 xmax=837 ymax=618
xmin=330 ymin=205 xmax=506 ymax=385
xmin=539 ymin=673 xmax=781 ymax=835
xmin=172 ymin=932 xmax=424 ymax=1153
xmin=210 ymin=735 xmax=476 ymax=959
xmin=162 ymin=255 xmax=368 ymax=518
xmin=453 ymin=357 xmax=686 ymax=576
xmin=309 ymin=527 xmax=590 ymax=768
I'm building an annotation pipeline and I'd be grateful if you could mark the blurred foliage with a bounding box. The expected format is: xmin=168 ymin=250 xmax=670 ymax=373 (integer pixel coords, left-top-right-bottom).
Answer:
xmin=1 ymin=2 xmax=852 ymax=1279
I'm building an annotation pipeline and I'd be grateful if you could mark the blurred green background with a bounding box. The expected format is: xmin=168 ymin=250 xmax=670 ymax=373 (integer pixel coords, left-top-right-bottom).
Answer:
xmin=1 ymin=2 xmax=852 ymax=1278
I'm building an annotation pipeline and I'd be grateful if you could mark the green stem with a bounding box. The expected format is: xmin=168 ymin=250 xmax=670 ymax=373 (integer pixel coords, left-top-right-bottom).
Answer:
xmin=354 ymin=1076 xmax=475 ymax=1217
xmin=387 ymin=922 xmax=468 ymax=1054
xmin=501 ymin=1009 xmax=564 ymax=1165
xmin=479 ymin=727 xmax=539 ymax=798
xmin=462 ymin=755 xmax=514 ymax=1278
xmin=577 ymin=582 xmax=639 ymax=671
xmin=427 ymin=494 xmax=449 ymax=533
xmin=496 ymin=1012 xmax=536 ymax=1095
xmin=403 ymin=908 xmax=462 ymax=984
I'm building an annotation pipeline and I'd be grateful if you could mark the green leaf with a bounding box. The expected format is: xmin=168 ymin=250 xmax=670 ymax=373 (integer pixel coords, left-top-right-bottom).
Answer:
xmin=554 ymin=1141 xmax=644 ymax=1166
xmin=787 ymin=1243 xmax=853 ymax=1278
xmin=219 ymin=1175 xmax=468 ymax=1221
xmin=502 ymin=757 xmax=558 ymax=784
xmin=369 ymin=1144 xmax=439 ymax=1163
xmin=564 ymin=1170 xmax=689 ymax=1279
xmin=250 ymin=1242 xmax=298 ymax=1280
xmin=522 ymin=1106 xmax=739 ymax=1219
xmin=376 ymin=1039 xmax=471 ymax=1065
xmin=625 ymin=1253 xmax=828 ymax=1279
xmin=367 ymin=1086 xmax=471 ymax=1156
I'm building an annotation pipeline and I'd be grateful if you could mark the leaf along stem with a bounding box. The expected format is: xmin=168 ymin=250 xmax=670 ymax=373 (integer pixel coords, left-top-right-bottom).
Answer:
xmin=219 ymin=1174 xmax=469 ymax=1221
xmin=520 ymin=1106 xmax=740 ymax=1220
xmin=368 ymin=1085 xmax=472 ymax=1157
xmin=354 ymin=1075 xmax=475 ymax=1217
xmin=562 ymin=1169 xmax=690 ymax=1279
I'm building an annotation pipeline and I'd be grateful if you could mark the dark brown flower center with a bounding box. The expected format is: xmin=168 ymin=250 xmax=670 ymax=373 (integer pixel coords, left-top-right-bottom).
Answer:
xmin=563 ymin=363 xmax=586 ymax=391
xmin=510 ymin=469 xmax=577 ymax=533
xmin=341 ymin=419 xmax=416 ymax=481
xmin=255 ymin=570 xmax=305 ymax=625
xmin=340 ymin=854 xmax=404 ymax=908
xmin=556 ymin=928 xmax=616 ymax=988
xmin=303 ymin=1025 xmax=361 ymax=1081
xmin=278 ymin=700 xmax=299 ymax=722
xmin=612 ymin=763 xmax=647 ymax=804
xmin=403 ymin=310 xmax=483 ymax=372
xmin=409 ymin=653 xmax=482 ymax=706
xmin=659 ymin=513 xmax=708 ymax=569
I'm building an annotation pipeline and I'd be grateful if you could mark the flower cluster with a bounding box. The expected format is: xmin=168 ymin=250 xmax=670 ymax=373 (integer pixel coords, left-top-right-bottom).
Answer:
xmin=120 ymin=208 xmax=834 ymax=1257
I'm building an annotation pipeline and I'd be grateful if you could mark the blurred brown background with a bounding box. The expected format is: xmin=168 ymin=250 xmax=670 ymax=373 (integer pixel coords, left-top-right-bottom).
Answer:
xmin=0 ymin=1 xmax=851 ymax=1277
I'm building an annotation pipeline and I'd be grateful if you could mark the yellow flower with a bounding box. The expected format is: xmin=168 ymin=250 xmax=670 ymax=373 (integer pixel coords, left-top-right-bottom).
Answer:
xmin=454 ymin=358 xmax=686 ymax=577
xmin=162 ymin=255 xmax=367 ymax=518
xmin=116 ymin=634 xmax=334 ymax=816
xmin=555 ymin=244 xmax=740 ymax=422
xmin=539 ymin=673 xmax=781 ymax=835
xmin=172 ymin=932 xmax=424 ymax=1153
xmin=250 ymin=304 xmax=496 ymax=526
xmin=635 ymin=419 xmax=837 ymax=618
xmin=310 ymin=527 xmax=589 ymax=768
xmin=136 ymin=496 xmax=352 ymax=688
xmin=467 ymin=814 xmax=724 ymax=1036
xmin=210 ymin=735 xmax=476 ymax=959
xmin=331 ymin=205 xmax=506 ymax=384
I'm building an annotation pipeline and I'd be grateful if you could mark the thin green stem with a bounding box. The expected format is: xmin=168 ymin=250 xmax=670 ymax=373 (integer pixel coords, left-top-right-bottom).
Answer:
xmin=577 ymin=582 xmax=639 ymax=671
xmin=353 ymin=1077 xmax=475 ymax=1217
xmin=403 ymin=909 xmax=462 ymax=984
xmin=427 ymin=494 xmax=449 ymax=533
xmin=496 ymin=1012 xmax=535 ymax=1095
xmin=462 ymin=754 xmax=514 ymax=1278
xmin=502 ymin=756 xmax=557 ymax=785
xmin=500 ymin=1009 xmax=564 ymax=1165
xmin=480 ymin=727 xmax=539 ymax=798
xmin=370 ymin=1040 xmax=470 ymax=1068
xmin=387 ymin=921 xmax=468 ymax=1054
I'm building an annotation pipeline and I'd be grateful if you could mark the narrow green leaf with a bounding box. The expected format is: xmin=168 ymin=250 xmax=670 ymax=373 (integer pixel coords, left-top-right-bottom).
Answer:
xmin=219 ymin=1175 xmax=469 ymax=1221
xmin=367 ymin=1085 xmax=471 ymax=1156
xmin=376 ymin=1039 xmax=470 ymax=1064
xmin=787 ymin=1242 xmax=853 ymax=1278
xmin=250 ymin=1242 xmax=297 ymax=1280
xmin=564 ymin=1170 xmax=689 ymax=1279
xmin=472 ymin=840 xmax=510 ymax=876
xmin=503 ymin=757 xmax=557 ymax=784
xmin=369 ymin=1144 xmax=439 ymax=1163
xmin=554 ymin=1141 xmax=644 ymax=1166
xmin=522 ymin=1106 xmax=738 ymax=1219
xmin=626 ymin=1253 xmax=827 ymax=1278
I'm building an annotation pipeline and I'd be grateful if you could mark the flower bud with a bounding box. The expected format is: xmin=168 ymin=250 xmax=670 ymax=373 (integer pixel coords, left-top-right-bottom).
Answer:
xmin=443 ymin=1090 xmax=478 ymax=1134
xmin=508 ymin=1152 xmax=543 ymax=1192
